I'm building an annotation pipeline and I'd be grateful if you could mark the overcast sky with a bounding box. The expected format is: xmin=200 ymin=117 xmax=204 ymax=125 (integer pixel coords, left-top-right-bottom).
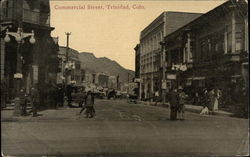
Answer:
xmin=50 ymin=0 xmax=226 ymax=71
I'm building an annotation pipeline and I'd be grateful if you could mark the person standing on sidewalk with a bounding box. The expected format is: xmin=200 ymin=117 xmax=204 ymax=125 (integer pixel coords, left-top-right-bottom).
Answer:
xmin=56 ymin=84 xmax=64 ymax=108
xmin=19 ymin=88 xmax=28 ymax=116
xmin=154 ymin=90 xmax=161 ymax=106
xmin=30 ymin=85 xmax=39 ymax=117
xmin=177 ymin=87 xmax=187 ymax=120
xmin=169 ymin=88 xmax=179 ymax=121
xmin=208 ymin=89 xmax=215 ymax=113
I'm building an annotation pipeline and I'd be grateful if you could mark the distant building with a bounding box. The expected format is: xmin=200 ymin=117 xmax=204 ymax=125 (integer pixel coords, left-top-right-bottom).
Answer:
xmin=139 ymin=11 xmax=202 ymax=99
xmin=134 ymin=44 xmax=140 ymax=79
xmin=97 ymin=73 xmax=109 ymax=88
xmin=108 ymin=75 xmax=117 ymax=89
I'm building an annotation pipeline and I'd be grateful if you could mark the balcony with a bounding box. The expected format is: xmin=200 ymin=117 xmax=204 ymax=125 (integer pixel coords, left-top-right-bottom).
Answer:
xmin=1 ymin=8 xmax=50 ymax=27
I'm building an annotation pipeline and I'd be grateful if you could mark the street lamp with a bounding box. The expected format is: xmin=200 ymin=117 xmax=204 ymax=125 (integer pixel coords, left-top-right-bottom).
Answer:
xmin=160 ymin=41 xmax=167 ymax=105
xmin=4 ymin=27 xmax=35 ymax=116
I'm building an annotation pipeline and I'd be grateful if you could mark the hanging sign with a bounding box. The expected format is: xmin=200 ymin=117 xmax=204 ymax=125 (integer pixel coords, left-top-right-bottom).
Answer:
xmin=14 ymin=73 xmax=23 ymax=79
xmin=167 ymin=74 xmax=176 ymax=80
xmin=162 ymin=80 xmax=167 ymax=89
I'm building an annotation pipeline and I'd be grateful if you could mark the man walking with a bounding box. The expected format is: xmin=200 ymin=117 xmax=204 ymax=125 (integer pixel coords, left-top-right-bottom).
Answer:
xmin=85 ymin=91 xmax=95 ymax=118
xmin=169 ymin=88 xmax=179 ymax=121
xmin=66 ymin=84 xmax=73 ymax=107
xmin=30 ymin=85 xmax=39 ymax=117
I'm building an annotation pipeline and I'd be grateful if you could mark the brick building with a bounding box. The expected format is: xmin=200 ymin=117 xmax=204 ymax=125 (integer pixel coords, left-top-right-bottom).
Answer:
xmin=1 ymin=0 xmax=59 ymax=107
xmin=163 ymin=0 xmax=248 ymax=107
xmin=138 ymin=11 xmax=202 ymax=100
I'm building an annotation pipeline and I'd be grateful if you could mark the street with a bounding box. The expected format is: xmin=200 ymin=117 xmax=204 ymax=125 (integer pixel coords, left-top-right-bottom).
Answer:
xmin=2 ymin=99 xmax=249 ymax=156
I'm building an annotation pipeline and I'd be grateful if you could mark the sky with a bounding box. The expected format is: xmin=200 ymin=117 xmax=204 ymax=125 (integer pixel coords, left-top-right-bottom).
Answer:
xmin=50 ymin=0 xmax=226 ymax=71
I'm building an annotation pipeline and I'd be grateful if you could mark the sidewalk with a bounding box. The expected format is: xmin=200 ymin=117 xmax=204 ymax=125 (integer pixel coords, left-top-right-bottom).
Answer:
xmin=1 ymin=104 xmax=80 ymax=122
xmin=139 ymin=101 xmax=233 ymax=117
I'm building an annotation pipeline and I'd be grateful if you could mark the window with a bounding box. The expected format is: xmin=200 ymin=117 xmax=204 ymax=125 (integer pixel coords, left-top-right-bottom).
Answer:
xmin=227 ymin=32 xmax=232 ymax=53
xmin=200 ymin=41 xmax=206 ymax=61
xmin=208 ymin=39 xmax=211 ymax=58
xmin=235 ymin=32 xmax=242 ymax=51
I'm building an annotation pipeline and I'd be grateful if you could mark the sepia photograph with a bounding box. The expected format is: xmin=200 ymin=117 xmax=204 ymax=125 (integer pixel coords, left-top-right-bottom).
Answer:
xmin=1 ymin=0 xmax=249 ymax=156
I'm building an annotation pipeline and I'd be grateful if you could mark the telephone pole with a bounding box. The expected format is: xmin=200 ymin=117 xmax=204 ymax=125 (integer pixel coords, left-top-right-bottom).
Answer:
xmin=65 ymin=32 xmax=71 ymax=84
xmin=65 ymin=32 xmax=71 ymax=62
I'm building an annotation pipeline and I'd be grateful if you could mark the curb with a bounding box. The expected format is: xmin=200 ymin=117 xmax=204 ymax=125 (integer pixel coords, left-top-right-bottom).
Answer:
xmin=138 ymin=101 xmax=233 ymax=117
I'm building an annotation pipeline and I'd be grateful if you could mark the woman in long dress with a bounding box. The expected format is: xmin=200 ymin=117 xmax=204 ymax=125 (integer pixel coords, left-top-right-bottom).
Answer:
xmin=213 ymin=89 xmax=219 ymax=111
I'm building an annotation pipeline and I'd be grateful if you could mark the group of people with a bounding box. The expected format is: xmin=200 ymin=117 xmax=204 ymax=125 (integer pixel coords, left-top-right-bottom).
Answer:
xmin=17 ymin=86 xmax=39 ymax=117
xmin=168 ymin=87 xmax=187 ymax=121
xmin=200 ymin=88 xmax=222 ymax=115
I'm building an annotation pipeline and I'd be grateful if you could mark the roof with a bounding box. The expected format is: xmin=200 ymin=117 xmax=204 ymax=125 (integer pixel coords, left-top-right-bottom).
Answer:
xmin=165 ymin=0 xmax=248 ymax=40
xmin=140 ymin=11 xmax=202 ymax=39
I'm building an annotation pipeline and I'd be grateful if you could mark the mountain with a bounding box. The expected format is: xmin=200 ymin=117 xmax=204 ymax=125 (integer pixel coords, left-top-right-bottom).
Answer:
xmin=78 ymin=52 xmax=134 ymax=83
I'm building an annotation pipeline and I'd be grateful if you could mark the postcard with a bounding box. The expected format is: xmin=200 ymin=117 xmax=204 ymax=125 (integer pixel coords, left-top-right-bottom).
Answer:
xmin=1 ymin=0 xmax=249 ymax=156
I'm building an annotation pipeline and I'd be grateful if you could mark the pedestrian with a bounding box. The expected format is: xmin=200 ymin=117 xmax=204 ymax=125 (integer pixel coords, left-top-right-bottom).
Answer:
xmin=168 ymin=88 xmax=179 ymax=121
xmin=66 ymin=84 xmax=73 ymax=107
xmin=57 ymin=84 xmax=65 ymax=107
xmin=194 ymin=91 xmax=199 ymax=105
xmin=208 ymin=89 xmax=215 ymax=112
xmin=78 ymin=90 xmax=87 ymax=115
xmin=84 ymin=91 xmax=95 ymax=118
xmin=30 ymin=85 xmax=39 ymax=117
xmin=154 ymin=90 xmax=160 ymax=106
xmin=177 ymin=86 xmax=187 ymax=120
xmin=19 ymin=88 xmax=28 ymax=116
xmin=213 ymin=88 xmax=220 ymax=111
xmin=200 ymin=89 xmax=209 ymax=115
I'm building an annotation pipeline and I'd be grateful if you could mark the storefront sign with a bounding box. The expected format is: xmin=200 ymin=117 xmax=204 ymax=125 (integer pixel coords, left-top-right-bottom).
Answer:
xmin=167 ymin=74 xmax=176 ymax=80
xmin=14 ymin=73 xmax=23 ymax=79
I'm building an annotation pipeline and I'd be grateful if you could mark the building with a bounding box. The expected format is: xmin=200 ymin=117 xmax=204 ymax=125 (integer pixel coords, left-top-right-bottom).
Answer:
xmin=98 ymin=73 xmax=109 ymax=88
xmin=134 ymin=44 xmax=140 ymax=79
xmin=108 ymin=75 xmax=117 ymax=89
xmin=57 ymin=46 xmax=81 ymax=86
xmin=1 ymin=0 xmax=58 ymax=107
xmin=139 ymin=11 xmax=202 ymax=99
xmin=163 ymin=0 xmax=248 ymax=106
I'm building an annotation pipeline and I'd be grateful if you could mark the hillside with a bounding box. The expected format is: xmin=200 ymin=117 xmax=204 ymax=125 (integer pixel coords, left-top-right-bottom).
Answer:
xmin=78 ymin=52 xmax=134 ymax=83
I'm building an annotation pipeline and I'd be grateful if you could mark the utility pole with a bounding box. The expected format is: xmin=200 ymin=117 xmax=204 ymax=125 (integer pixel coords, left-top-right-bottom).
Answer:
xmin=160 ymin=41 xmax=166 ymax=105
xmin=65 ymin=32 xmax=71 ymax=62
xmin=65 ymin=32 xmax=71 ymax=84
xmin=127 ymin=73 xmax=130 ymax=83
xmin=161 ymin=12 xmax=167 ymax=106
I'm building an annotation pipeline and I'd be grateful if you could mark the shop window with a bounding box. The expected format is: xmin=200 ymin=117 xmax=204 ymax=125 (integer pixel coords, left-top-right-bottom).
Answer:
xmin=200 ymin=40 xmax=208 ymax=61
xmin=208 ymin=39 xmax=211 ymax=59
xmin=236 ymin=32 xmax=242 ymax=51
xmin=227 ymin=32 xmax=232 ymax=53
